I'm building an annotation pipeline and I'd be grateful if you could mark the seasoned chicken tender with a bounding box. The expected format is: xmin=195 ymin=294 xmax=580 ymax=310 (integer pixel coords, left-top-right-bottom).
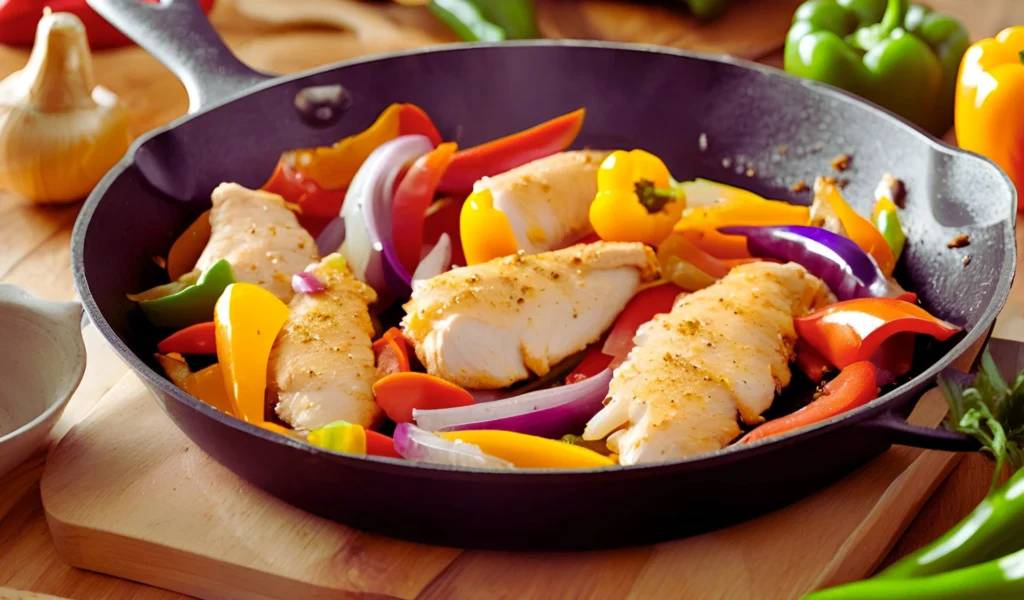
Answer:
xmin=475 ymin=150 xmax=610 ymax=253
xmin=402 ymin=242 xmax=659 ymax=389
xmin=195 ymin=182 xmax=318 ymax=303
xmin=268 ymin=256 xmax=380 ymax=430
xmin=584 ymin=262 xmax=833 ymax=465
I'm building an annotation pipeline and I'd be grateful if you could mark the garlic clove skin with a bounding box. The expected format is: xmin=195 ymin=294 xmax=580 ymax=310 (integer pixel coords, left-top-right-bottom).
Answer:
xmin=0 ymin=12 xmax=133 ymax=205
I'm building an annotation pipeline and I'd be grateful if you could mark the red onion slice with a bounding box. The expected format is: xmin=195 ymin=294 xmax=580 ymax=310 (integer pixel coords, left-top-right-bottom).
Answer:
xmin=291 ymin=271 xmax=326 ymax=294
xmin=393 ymin=423 xmax=514 ymax=469
xmin=413 ymin=369 xmax=613 ymax=439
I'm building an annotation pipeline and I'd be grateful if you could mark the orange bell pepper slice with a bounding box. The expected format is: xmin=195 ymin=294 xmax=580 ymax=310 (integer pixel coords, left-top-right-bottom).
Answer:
xmin=673 ymin=195 xmax=809 ymax=259
xmin=742 ymin=361 xmax=878 ymax=444
xmin=955 ymin=26 xmax=1024 ymax=201
xmin=372 ymin=372 xmax=474 ymax=423
xmin=181 ymin=363 xmax=233 ymax=415
xmin=814 ymin=177 xmax=895 ymax=276
xmin=166 ymin=209 xmax=211 ymax=281
xmin=372 ymin=327 xmax=411 ymax=379
xmin=795 ymin=298 xmax=961 ymax=370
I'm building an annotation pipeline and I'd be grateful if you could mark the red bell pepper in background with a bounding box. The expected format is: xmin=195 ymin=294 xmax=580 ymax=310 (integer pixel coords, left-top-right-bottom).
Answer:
xmin=566 ymin=344 xmax=614 ymax=385
xmin=365 ymin=430 xmax=402 ymax=459
xmin=741 ymin=361 xmax=878 ymax=444
xmin=372 ymin=327 xmax=411 ymax=379
xmin=437 ymin=108 xmax=586 ymax=195
xmin=0 ymin=0 xmax=216 ymax=48
xmin=602 ymin=282 xmax=686 ymax=368
xmin=795 ymin=298 xmax=961 ymax=370
xmin=391 ymin=142 xmax=458 ymax=273
xmin=156 ymin=322 xmax=217 ymax=355
xmin=372 ymin=372 xmax=474 ymax=423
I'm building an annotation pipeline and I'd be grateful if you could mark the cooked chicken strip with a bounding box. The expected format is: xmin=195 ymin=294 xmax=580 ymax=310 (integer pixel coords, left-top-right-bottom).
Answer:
xmin=475 ymin=150 xmax=610 ymax=254
xmin=268 ymin=256 xmax=380 ymax=431
xmin=584 ymin=262 xmax=832 ymax=465
xmin=402 ymin=242 xmax=658 ymax=389
xmin=195 ymin=182 xmax=318 ymax=303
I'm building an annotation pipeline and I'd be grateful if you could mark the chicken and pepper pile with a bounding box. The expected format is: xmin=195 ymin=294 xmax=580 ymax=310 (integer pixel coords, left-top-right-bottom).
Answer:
xmin=134 ymin=106 xmax=962 ymax=469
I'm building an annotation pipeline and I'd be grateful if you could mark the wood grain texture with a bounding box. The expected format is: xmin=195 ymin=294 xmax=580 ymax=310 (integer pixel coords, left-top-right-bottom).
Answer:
xmin=0 ymin=0 xmax=1022 ymax=598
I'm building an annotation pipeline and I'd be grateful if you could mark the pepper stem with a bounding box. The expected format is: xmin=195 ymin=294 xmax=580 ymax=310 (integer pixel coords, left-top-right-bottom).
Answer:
xmin=879 ymin=0 xmax=909 ymax=37
xmin=634 ymin=179 xmax=678 ymax=213
xmin=846 ymin=0 xmax=908 ymax=52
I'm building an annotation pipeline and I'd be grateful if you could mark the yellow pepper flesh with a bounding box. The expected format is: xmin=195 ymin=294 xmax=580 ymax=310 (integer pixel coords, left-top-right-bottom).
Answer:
xmin=438 ymin=430 xmax=614 ymax=469
xmin=181 ymin=363 xmax=233 ymax=415
xmin=955 ymin=27 xmax=1024 ymax=200
xmin=214 ymin=283 xmax=289 ymax=423
xmin=307 ymin=420 xmax=367 ymax=454
xmin=589 ymin=150 xmax=685 ymax=246
xmin=460 ymin=187 xmax=519 ymax=265
xmin=673 ymin=196 xmax=810 ymax=259
xmin=815 ymin=178 xmax=895 ymax=276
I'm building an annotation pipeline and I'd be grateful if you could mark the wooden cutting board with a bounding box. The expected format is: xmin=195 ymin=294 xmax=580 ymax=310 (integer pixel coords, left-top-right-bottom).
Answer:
xmin=39 ymin=332 xmax=988 ymax=600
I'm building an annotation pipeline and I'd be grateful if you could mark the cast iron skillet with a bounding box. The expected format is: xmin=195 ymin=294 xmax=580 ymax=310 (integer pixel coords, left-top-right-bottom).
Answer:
xmin=73 ymin=0 xmax=1016 ymax=550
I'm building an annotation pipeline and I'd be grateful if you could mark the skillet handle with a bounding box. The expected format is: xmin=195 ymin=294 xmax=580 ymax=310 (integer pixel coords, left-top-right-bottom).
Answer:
xmin=856 ymin=409 xmax=979 ymax=452
xmin=85 ymin=0 xmax=272 ymax=112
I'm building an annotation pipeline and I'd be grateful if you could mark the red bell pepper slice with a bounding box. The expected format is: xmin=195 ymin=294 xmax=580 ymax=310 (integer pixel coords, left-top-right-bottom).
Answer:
xmin=157 ymin=322 xmax=217 ymax=355
xmin=794 ymin=338 xmax=832 ymax=383
xmin=372 ymin=328 xmax=411 ymax=379
xmin=372 ymin=372 xmax=474 ymax=423
xmin=261 ymin=164 xmax=347 ymax=220
xmin=437 ymin=108 xmax=586 ymax=195
xmin=391 ymin=142 xmax=458 ymax=273
xmin=602 ymin=282 xmax=686 ymax=368
xmin=795 ymin=298 xmax=960 ymax=370
xmin=566 ymin=344 xmax=614 ymax=385
xmin=741 ymin=361 xmax=879 ymax=444
xmin=366 ymin=430 xmax=402 ymax=459
xmin=398 ymin=104 xmax=443 ymax=147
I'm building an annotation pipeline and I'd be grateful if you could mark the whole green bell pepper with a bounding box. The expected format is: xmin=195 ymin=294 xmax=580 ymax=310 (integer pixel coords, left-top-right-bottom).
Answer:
xmin=784 ymin=0 xmax=969 ymax=136
xmin=681 ymin=0 xmax=732 ymax=20
xmin=136 ymin=259 xmax=235 ymax=330
xmin=428 ymin=0 xmax=538 ymax=42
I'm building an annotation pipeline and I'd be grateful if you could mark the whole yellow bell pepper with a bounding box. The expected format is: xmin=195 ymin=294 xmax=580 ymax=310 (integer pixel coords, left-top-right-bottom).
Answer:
xmin=589 ymin=150 xmax=685 ymax=246
xmin=214 ymin=283 xmax=289 ymax=423
xmin=438 ymin=430 xmax=614 ymax=469
xmin=459 ymin=187 xmax=519 ymax=265
xmin=955 ymin=26 xmax=1024 ymax=200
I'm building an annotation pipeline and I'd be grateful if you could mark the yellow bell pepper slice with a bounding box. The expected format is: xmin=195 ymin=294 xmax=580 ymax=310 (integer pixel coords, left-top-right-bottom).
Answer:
xmin=673 ymin=195 xmax=810 ymax=259
xmin=675 ymin=178 xmax=769 ymax=207
xmin=814 ymin=177 xmax=895 ymax=276
xmin=460 ymin=187 xmax=519 ymax=265
xmin=180 ymin=363 xmax=233 ymax=415
xmin=589 ymin=150 xmax=685 ymax=246
xmin=307 ymin=420 xmax=367 ymax=454
xmin=438 ymin=430 xmax=614 ymax=469
xmin=154 ymin=352 xmax=191 ymax=387
xmin=955 ymin=26 xmax=1024 ymax=198
xmin=214 ymin=283 xmax=289 ymax=423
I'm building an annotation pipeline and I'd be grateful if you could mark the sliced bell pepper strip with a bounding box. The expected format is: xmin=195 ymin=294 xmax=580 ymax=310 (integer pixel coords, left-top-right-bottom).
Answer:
xmin=657 ymin=233 xmax=729 ymax=279
xmin=136 ymin=259 xmax=235 ymax=330
xmin=815 ymin=177 xmax=896 ymax=276
xmin=307 ymin=420 xmax=367 ymax=454
xmin=438 ymin=108 xmax=585 ymax=195
xmin=257 ymin=422 xmax=300 ymax=437
xmin=154 ymin=352 xmax=191 ymax=387
xmin=397 ymin=104 xmax=443 ymax=147
xmin=673 ymin=197 xmax=810 ymax=259
xmin=794 ymin=338 xmax=832 ymax=383
xmin=127 ymin=270 xmax=200 ymax=303
xmin=180 ymin=363 xmax=233 ymax=415
xmin=366 ymin=430 xmax=402 ymax=459
xmin=674 ymin=178 xmax=769 ymax=207
xmin=741 ymin=361 xmax=878 ymax=444
xmin=392 ymin=142 xmax=458 ymax=273
xmin=460 ymin=187 xmax=519 ymax=265
xmin=373 ymin=372 xmax=474 ymax=423
xmin=795 ymin=298 xmax=960 ymax=370
xmin=214 ymin=283 xmax=290 ymax=423
xmin=438 ymin=430 xmax=614 ymax=468
xmin=589 ymin=150 xmax=685 ymax=246
xmin=166 ymin=209 xmax=211 ymax=281
xmin=872 ymin=195 xmax=907 ymax=262
xmin=372 ymin=327 xmax=411 ymax=379
xmin=157 ymin=322 xmax=216 ymax=355
xmin=603 ymin=282 xmax=685 ymax=368
xmin=566 ymin=344 xmax=613 ymax=385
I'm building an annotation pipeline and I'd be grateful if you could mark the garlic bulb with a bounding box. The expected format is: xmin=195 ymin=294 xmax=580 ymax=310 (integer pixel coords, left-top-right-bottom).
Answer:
xmin=0 ymin=11 xmax=132 ymax=204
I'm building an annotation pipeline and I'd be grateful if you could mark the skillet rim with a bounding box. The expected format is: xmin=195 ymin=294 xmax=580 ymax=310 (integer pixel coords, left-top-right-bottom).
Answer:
xmin=72 ymin=39 xmax=1018 ymax=478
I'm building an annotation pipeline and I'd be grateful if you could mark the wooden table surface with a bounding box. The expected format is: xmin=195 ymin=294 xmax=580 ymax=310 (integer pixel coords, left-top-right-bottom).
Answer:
xmin=1 ymin=0 xmax=1022 ymax=598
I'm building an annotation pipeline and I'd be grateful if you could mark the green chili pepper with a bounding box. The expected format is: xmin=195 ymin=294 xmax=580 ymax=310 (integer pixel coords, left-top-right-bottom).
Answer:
xmin=784 ymin=0 xmax=969 ymax=136
xmin=681 ymin=0 xmax=732 ymax=20
xmin=136 ymin=259 xmax=235 ymax=329
xmin=428 ymin=0 xmax=506 ymax=42
xmin=871 ymin=196 xmax=906 ymax=261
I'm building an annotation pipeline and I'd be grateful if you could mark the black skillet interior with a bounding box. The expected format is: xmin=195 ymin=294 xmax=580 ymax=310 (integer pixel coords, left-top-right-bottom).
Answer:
xmin=74 ymin=25 xmax=1016 ymax=548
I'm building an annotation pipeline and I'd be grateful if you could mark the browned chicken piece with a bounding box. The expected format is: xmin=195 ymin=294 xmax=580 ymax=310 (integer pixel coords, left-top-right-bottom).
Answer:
xmin=194 ymin=182 xmax=318 ymax=303
xmin=402 ymin=242 xmax=659 ymax=389
xmin=584 ymin=262 xmax=833 ymax=465
xmin=267 ymin=255 xmax=381 ymax=431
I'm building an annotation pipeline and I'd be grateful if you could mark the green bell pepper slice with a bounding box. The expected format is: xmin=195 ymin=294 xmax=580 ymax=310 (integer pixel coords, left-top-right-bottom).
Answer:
xmin=871 ymin=196 xmax=906 ymax=261
xmin=784 ymin=0 xmax=969 ymax=136
xmin=137 ymin=259 xmax=235 ymax=330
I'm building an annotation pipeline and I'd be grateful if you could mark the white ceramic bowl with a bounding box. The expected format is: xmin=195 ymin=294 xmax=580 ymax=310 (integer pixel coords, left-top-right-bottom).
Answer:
xmin=0 ymin=284 xmax=86 ymax=478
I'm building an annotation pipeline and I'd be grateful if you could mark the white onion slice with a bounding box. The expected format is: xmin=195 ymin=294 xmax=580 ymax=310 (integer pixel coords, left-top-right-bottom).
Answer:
xmin=411 ymin=233 xmax=452 ymax=286
xmin=393 ymin=423 xmax=513 ymax=469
